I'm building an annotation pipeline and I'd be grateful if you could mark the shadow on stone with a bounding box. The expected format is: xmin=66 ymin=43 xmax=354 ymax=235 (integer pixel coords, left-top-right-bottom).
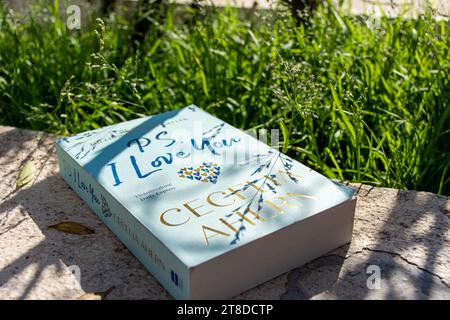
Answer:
xmin=0 ymin=125 xmax=449 ymax=299
xmin=0 ymin=129 xmax=171 ymax=299
xmin=281 ymin=244 xmax=349 ymax=300
xmin=346 ymin=188 xmax=450 ymax=299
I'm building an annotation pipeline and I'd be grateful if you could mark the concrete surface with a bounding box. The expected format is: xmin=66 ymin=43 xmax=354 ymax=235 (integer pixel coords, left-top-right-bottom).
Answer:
xmin=0 ymin=125 xmax=449 ymax=299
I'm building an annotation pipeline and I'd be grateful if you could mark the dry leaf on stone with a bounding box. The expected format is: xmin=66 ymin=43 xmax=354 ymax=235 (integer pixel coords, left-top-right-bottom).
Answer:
xmin=78 ymin=286 xmax=115 ymax=300
xmin=48 ymin=221 xmax=95 ymax=235
xmin=16 ymin=159 xmax=36 ymax=189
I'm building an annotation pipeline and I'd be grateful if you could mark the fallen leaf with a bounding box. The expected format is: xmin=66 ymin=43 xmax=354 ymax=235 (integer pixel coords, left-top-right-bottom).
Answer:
xmin=16 ymin=159 xmax=36 ymax=189
xmin=78 ymin=286 xmax=115 ymax=300
xmin=48 ymin=221 xmax=95 ymax=235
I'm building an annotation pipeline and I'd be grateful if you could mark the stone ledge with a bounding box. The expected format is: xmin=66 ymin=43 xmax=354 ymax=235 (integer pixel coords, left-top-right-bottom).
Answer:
xmin=0 ymin=125 xmax=448 ymax=299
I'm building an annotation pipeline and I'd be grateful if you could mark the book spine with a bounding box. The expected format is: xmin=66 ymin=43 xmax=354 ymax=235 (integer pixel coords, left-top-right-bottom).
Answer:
xmin=55 ymin=143 xmax=189 ymax=299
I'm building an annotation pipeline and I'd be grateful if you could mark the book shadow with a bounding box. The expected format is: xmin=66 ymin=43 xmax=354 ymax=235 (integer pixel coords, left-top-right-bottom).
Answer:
xmin=277 ymin=244 xmax=350 ymax=300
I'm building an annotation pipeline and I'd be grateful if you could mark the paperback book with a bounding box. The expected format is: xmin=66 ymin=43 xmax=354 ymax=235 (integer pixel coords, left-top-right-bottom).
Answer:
xmin=55 ymin=105 xmax=357 ymax=299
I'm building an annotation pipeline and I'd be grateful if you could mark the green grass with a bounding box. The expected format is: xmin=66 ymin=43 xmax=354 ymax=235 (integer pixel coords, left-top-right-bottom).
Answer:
xmin=0 ymin=1 xmax=449 ymax=195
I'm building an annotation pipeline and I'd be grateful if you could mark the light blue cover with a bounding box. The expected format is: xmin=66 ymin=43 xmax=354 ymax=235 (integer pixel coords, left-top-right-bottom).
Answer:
xmin=55 ymin=104 xmax=356 ymax=299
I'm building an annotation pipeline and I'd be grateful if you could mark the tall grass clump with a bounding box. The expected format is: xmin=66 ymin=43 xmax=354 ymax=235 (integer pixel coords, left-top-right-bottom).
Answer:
xmin=0 ymin=0 xmax=448 ymax=194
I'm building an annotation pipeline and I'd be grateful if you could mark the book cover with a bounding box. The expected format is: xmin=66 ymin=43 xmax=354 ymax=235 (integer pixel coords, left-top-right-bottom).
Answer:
xmin=55 ymin=104 xmax=357 ymax=299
